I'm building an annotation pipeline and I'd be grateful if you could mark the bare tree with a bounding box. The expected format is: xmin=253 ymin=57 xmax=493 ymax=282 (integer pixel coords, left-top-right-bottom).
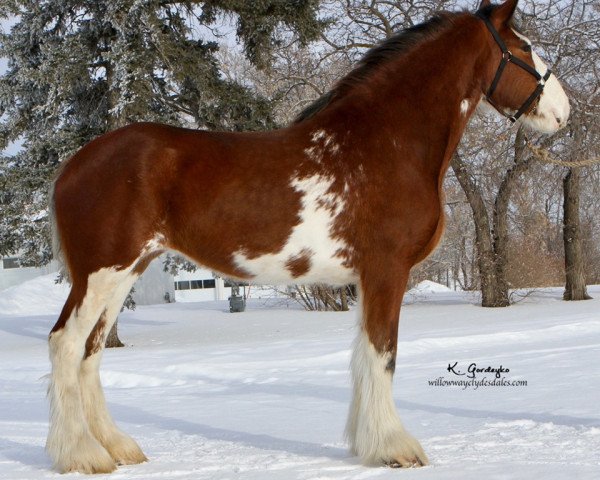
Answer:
xmin=562 ymin=167 xmax=591 ymax=300
xmin=522 ymin=0 xmax=600 ymax=300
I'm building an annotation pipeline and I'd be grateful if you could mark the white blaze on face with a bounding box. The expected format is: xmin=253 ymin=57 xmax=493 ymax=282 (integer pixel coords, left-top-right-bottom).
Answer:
xmin=511 ymin=29 xmax=570 ymax=134
xmin=232 ymin=174 xmax=355 ymax=285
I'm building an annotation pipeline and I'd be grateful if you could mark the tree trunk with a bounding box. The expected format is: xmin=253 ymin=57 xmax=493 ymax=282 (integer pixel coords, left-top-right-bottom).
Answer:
xmin=489 ymin=127 xmax=531 ymax=306
xmin=452 ymin=154 xmax=508 ymax=307
xmin=105 ymin=321 xmax=125 ymax=348
xmin=451 ymin=128 xmax=531 ymax=307
xmin=563 ymin=168 xmax=592 ymax=300
xmin=340 ymin=287 xmax=349 ymax=311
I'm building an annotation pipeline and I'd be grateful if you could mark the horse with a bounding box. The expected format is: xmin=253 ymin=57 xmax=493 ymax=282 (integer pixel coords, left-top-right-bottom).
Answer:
xmin=46 ymin=0 xmax=569 ymax=473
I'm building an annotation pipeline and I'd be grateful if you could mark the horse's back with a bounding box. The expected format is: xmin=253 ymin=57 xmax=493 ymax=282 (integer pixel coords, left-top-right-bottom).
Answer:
xmin=52 ymin=122 xmax=308 ymax=279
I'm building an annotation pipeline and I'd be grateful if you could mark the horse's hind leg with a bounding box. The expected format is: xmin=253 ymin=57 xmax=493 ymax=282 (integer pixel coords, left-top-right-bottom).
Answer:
xmin=80 ymin=271 xmax=147 ymax=466
xmin=47 ymin=266 xmax=135 ymax=474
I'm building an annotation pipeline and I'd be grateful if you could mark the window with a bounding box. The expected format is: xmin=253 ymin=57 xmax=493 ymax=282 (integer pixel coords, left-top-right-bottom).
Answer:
xmin=175 ymin=280 xmax=190 ymax=290
xmin=174 ymin=279 xmax=217 ymax=290
xmin=2 ymin=257 xmax=20 ymax=269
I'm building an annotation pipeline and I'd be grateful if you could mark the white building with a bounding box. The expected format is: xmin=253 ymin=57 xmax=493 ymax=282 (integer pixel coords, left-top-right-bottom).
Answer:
xmin=0 ymin=253 xmax=243 ymax=304
xmin=0 ymin=256 xmax=60 ymax=291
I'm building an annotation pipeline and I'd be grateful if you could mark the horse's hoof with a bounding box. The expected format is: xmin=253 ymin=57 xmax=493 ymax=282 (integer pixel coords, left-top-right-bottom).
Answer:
xmin=101 ymin=430 xmax=148 ymax=465
xmin=51 ymin=434 xmax=117 ymax=474
xmin=385 ymin=453 xmax=428 ymax=468
xmin=380 ymin=432 xmax=429 ymax=468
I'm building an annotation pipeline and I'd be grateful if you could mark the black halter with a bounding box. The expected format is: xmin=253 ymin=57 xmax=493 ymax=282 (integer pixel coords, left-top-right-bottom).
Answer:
xmin=476 ymin=12 xmax=552 ymax=123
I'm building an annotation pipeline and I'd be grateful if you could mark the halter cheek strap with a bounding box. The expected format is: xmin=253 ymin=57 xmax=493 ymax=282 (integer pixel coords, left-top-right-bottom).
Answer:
xmin=476 ymin=12 xmax=552 ymax=123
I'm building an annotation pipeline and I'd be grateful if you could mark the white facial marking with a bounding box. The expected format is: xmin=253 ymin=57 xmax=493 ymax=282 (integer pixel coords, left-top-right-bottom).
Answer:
xmin=524 ymin=51 xmax=570 ymax=133
xmin=460 ymin=99 xmax=470 ymax=117
xmin=511 ymin=28 xmax=531 ymax=46
xmin=509 ymin=29 xmax=570 ymax=133
xmin=232 ymin=174 xmax=355 ymax=285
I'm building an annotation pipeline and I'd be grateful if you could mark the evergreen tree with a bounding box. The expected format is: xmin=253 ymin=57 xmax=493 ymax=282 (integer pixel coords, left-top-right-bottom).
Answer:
xmin=0 ymin=0 xmax=322 ymax=265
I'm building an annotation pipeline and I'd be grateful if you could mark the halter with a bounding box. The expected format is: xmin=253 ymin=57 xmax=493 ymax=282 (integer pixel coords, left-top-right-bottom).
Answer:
xmin=476 ymin=12 xmax=552 ymax=123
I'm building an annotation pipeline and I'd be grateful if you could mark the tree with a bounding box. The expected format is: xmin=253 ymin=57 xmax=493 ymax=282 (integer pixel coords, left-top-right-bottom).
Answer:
xmin=562 ymin=167 xmax=591 ymax=300
xmin=520 ymin=0 xmax=600 ymax=300
xmin=451 ymin=126 xmax=542 ymax=306
xmin=0 ymin=0 xmax=323 ymax=340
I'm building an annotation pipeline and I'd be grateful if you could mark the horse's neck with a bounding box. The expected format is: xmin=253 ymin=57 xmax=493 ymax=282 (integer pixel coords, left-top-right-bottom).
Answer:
xmin=326 ymin=17 xmax=486 ymax=179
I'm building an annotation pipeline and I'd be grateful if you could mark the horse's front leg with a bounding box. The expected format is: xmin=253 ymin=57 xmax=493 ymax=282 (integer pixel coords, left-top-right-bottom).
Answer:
xmin=346 ymin=270 xmax=428 ymax=467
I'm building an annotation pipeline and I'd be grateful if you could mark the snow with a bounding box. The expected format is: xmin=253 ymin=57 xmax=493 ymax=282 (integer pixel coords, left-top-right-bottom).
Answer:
xmin=408 ymin=280 xmax=453 ymax=294
xmin=0 ymin=273 xmax=68 ymax=316
xmin=1 ymin=278 xmax=600 ymax=479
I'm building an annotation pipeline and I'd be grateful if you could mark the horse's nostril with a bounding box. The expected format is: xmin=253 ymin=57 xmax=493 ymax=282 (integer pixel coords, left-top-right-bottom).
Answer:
xmin=555 ymin=117 xmax=562 ymax=125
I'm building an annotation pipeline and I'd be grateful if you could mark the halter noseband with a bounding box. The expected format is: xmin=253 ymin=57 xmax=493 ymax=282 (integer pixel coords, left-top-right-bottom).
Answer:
xmin=476 ymin=12 xmax=552 ymax=123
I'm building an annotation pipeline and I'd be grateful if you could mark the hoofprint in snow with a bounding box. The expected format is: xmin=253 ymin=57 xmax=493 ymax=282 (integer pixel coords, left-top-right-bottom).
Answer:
xmin=1 ymin=276 xmax=599 ymax=479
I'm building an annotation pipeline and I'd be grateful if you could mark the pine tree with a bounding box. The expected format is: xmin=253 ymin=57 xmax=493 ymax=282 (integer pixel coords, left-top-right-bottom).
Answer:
xmin=0 ymin=0 xmax=322 ymax=346
xmin=0 ymin=0 xmax=322 ymax=265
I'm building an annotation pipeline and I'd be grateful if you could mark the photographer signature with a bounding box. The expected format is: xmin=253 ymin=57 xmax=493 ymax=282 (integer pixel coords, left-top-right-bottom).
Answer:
xmin=447 ymin=362 xmax=510 ymax=379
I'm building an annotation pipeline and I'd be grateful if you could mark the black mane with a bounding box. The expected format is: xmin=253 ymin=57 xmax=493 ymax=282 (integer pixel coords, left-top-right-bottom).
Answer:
xmin=294 ymin=12 xmax=461 ymax=124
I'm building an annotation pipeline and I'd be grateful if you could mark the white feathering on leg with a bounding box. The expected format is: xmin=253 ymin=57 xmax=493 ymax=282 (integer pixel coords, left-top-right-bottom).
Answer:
xmin=80 ymin=273 xmax=147 ymax=466
xmin=346 ymin=328 xmax=428 ymax=466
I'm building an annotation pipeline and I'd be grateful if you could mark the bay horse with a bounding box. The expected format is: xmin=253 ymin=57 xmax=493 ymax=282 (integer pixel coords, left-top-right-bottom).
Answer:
xmin=47 ymin=0 xmax=569 ymax=473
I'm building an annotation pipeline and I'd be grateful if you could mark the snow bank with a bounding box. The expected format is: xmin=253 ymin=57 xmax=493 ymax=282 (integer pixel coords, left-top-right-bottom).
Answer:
xmin=0 ymin=273 xmax=69 ymax=316
xmin=409 ymin=280 xmax=453 ymax=294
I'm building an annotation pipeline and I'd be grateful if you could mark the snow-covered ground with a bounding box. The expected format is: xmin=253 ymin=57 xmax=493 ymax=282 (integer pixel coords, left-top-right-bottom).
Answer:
xmin=1 ymin=276 xmax=599 ymax=479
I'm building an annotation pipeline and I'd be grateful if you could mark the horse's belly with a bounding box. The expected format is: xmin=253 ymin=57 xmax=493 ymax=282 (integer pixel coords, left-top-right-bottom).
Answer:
xmin=232 ymin=244 xmax=356 ymax=286
xmin=231 ymin=174 xmax=357 ymax=286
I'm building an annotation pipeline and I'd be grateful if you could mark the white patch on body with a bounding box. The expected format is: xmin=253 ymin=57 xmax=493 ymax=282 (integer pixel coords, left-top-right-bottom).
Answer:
xmin=311 ymin=129 xmax=327 ymax=142
xmin=460 ymin=99 xmax=470 ymax=117
xmin=232 ymin=174 xmax=355 ymax=285
xmin=304 ymin=129 xmax=340 ymax=162
xmin=346 ymin=327 xmax=428 ymax=465
xmin=142 ymin=233 xmax=165 ymax=255
xmin=509 ymin=29 xmax=570 ymax=133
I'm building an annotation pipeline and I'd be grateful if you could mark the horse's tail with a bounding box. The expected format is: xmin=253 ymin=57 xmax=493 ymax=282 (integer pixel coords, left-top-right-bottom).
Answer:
xmin=48 ymin=167 xmax=70 ymax=281
xmin=49 ymin=180 xmax=63 ymax=268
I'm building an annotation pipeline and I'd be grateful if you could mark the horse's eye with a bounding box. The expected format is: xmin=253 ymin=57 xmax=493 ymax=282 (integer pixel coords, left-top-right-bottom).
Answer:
xmin=522 ymin=44 xmax=532 ymax=53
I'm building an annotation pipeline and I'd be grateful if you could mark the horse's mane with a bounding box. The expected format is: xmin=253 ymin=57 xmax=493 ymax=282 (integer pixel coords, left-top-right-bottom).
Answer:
xmin=293 ymin=11 xmax=463 ymax=124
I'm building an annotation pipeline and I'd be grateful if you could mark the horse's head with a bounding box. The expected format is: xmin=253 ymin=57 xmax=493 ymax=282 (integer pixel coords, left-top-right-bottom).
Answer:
xmin=477 ymin=0 xmax=569 ymax=134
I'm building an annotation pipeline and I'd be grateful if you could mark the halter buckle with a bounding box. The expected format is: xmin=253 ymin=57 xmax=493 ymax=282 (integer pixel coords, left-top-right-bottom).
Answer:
xmin=503 ymin=51 xmax=513 ymax=61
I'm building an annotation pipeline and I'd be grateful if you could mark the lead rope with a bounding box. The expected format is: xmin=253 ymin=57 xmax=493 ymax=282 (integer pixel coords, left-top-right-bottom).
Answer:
xmin=526 ymin=141 xmax=600 ymax=168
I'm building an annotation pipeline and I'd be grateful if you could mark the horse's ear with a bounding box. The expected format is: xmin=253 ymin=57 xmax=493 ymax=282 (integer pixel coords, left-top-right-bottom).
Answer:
xmin=493 ymin=0 xmax=519 ymax=24
xmin=478 ymin=0 xmax=491 ymax=8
